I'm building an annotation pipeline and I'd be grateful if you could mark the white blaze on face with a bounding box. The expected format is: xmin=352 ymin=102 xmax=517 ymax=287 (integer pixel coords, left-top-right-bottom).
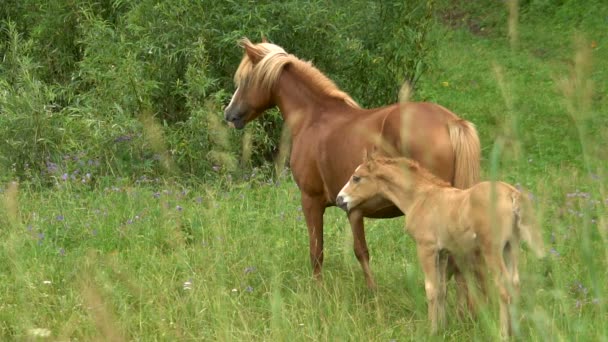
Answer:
xmin=226 ymin=87 xmax=240 ymax=112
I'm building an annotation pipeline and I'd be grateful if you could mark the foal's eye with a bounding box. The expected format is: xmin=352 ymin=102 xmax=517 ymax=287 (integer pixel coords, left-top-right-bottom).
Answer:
xmin=352 ymin=176 xmax=361 ymax=183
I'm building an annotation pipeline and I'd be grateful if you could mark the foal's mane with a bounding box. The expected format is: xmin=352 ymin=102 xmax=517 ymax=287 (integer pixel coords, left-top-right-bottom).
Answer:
xmin=235 ymin=38 xmax=360 ymax=108
xmin=371 ymin=157 xmax=451 ymax=188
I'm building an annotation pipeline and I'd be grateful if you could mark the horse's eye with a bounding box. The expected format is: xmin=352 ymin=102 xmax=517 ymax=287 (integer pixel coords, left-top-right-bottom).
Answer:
xmin=352 ymin=176 xmax=361 ymax=183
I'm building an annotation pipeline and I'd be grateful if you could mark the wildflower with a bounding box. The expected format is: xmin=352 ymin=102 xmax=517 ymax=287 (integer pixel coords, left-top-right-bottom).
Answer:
xmin=61 ymin=173 xmax=68 ymax=181
xmin=244 ymin=266 xmax=256 ymax=274
xmin=195 ymin=197 xmax=203 ymax=204
xmin=549 ymin=248 xmax=560 ymax=257
xmin=46 ymin=161 xmax=58 ymax=173
xmin=575 ymin=300 xmax=582 ymax=309
xmin=183 ymin=280 xmax=193 ymax=290
xmin=231 ymin=288 xmax=238 ymax=293
xmin=114 ymin=134 xmax=133 ymax=143
xmin=176 ymin=205 xmax=183 ymax=212
xmin=58 ymin=248 xmax=65 ymax=256
xmin=245 ymin=286 xmax=254 ymax=293
xmin=441 ymin=81 xmax=449 ymax=87
xmin=42 ymin=280 xmax=52 ymax=285
xmin=153 ymin=192 xmax=161 ymax=199
xmin=212 ymin=165 xmax=220 ymax=172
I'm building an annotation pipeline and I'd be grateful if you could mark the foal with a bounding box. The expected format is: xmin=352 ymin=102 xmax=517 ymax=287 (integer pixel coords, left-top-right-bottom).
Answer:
xmin=336 ymin=155 xmax=545 ymax=337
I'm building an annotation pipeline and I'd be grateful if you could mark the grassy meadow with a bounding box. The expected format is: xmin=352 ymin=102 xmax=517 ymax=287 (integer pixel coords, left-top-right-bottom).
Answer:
xmin=2 ymin=2 xmax=608 ymax=341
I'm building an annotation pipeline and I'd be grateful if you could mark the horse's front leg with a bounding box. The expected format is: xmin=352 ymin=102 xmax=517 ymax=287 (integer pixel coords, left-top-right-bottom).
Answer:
xmin=301 ymin=194 xmax=326 ymax=281
xmin=348 ymin=209 xmax=376 ymax=289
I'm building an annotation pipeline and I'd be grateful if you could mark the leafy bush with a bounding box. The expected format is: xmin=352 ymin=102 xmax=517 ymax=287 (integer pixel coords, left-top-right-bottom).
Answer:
xmin=1 ymin=0 xmax=438 ymax=184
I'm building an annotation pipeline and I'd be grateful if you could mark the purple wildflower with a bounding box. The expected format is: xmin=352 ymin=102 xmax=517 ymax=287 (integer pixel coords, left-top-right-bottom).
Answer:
xmin=153 ymin=192 xmax=161 ymax=199
xmin=61 ymin=173 xmax=68 ymax=181
xmin=244 ymin=266 xmax=257 ymax=274
xmin=549 ymin=248 xmax=560 ymax=257
xmin=58 ymin=248 xmax=65 ymax=256
xmin=46 ymin=161 xmax=58 ymax=173
xmin=176 ymin=205 xmax=183 ymax=212
xmin=245 ymin=286 xmax=254 ymax=293
xmin=114 ymin=134 xmax=133 ymax=143
xmin=56 ymin=215 xmax=64 ymax=221
xmin=195 ymin=197 xmax=203 ymax=204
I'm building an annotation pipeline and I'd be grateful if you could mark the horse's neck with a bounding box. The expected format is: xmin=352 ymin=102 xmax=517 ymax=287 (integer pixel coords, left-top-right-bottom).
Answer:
xmin=274 ymin=68 xmax=348 ymax=135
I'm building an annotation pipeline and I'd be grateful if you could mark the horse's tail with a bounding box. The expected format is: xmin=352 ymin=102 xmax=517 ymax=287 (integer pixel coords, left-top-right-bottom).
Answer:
xmin=447 ymin=119 xmax=481 ymax=189
xmin=512 ymin=190 xmax=545 ymax=258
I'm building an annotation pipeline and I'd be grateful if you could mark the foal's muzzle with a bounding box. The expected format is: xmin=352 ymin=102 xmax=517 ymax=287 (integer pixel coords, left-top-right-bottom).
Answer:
xmin=336 ymin=196 xmax=348 ymax=211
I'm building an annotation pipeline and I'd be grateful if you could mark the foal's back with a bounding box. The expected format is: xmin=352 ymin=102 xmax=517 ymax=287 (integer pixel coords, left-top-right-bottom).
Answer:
xmin=406 ymin=181 xmax=520 ymax=256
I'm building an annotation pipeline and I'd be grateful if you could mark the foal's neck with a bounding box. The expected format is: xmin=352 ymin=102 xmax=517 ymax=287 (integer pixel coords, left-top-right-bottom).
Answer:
xmin=379 ymin=166 xmax=442 ymax=215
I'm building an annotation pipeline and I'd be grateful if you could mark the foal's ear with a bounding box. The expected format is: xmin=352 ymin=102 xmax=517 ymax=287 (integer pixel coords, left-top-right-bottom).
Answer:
xmin=363 ymin=148 xmax=372 ymax=162
xmin=261 ymin=35 xmax=268 ymax=43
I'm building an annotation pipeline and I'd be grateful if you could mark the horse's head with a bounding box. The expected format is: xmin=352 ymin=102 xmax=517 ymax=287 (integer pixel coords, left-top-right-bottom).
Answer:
xmin=224 ymin=38 xmax=287 ymax=129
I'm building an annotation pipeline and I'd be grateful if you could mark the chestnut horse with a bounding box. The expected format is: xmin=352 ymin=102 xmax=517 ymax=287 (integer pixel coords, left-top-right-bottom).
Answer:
xmin=336 ymin=155 xmax=545 ymax=337
xmin=224 ymin=38 xmax=481 ymax=288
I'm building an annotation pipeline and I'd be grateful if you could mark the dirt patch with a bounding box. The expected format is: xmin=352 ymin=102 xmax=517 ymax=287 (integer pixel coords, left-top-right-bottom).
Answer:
xmin=437 ymin=3 xmax=493 ymax=37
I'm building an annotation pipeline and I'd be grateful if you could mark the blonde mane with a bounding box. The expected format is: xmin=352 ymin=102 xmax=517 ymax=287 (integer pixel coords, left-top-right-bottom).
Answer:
xmin=235 ymin=38 xmax=360 ymax=108
xmin=371 ymin=157 xmax=451 ymax=188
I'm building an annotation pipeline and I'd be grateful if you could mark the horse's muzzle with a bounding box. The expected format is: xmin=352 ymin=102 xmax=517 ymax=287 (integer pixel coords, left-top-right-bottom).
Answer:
xmin=224 ymin=113 xmax=246 ymax=129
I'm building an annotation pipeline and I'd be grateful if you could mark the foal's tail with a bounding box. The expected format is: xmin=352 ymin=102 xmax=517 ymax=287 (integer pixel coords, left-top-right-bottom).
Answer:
xmin=448 ymin=119 xmax=481 ymax=189
xmin=512 ymin=191 xmax=546 ymax=258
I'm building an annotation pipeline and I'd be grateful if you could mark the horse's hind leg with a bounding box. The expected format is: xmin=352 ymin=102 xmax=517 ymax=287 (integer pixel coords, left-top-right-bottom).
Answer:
xmin=302 ymin=194 xmax=326 ymax=282
xmin=348 ymin=210 xmax=376 ymax=289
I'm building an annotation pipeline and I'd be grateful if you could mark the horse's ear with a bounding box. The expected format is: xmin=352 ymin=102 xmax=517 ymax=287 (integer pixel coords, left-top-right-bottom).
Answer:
xmin=240 ymin=37 xmax=264 ymax=64
xmin=261 ymin=35 xmax=268 ymax=43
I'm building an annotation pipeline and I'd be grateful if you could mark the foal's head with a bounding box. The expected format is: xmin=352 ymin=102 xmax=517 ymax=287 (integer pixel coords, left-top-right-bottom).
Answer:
xmin=224 ymin=38 xmax=288 ymax=129
xmin=337 ymin=155 xmax=449 ymax=212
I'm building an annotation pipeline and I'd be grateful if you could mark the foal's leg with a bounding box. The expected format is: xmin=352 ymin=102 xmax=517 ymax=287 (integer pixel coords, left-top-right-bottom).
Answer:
xmin=484 ymin=246 xmax=512 ymax=338
xmin=437 ymin=250 xmax=450 ymax=330
xmin=417 ymin=246 xmax=443 ymax=333
xmin=302 ymin=194 xmax=326 ymax=281
xmin=348 ymin=209 xmax=376 ymax=289
xmin=504 ymin=239 xmax=520 ymax=296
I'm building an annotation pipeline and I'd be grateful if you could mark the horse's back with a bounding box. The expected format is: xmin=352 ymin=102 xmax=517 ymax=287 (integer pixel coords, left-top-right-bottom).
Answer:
xmin=379 ymin=102 xmax=457 ymax=184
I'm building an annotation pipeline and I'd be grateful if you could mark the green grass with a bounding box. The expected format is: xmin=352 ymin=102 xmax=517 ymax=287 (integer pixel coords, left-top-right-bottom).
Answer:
xmin=2 ymin=2 xmax=608 ymax=341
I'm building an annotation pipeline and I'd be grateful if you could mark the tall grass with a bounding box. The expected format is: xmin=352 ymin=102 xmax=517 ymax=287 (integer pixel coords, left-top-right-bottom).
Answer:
xmin=1 ymin=2 xmax=607 ymax=341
